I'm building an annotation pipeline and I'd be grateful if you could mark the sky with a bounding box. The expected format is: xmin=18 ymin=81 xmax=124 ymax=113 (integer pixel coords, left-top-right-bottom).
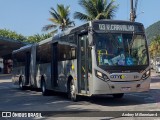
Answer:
xmin=0 ymin=0 xmax=159 ymax=36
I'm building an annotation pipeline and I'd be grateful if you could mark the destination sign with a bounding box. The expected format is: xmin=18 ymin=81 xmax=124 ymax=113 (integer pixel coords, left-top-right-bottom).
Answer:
xmin=98 ymin=24 xmax=135 ymax=32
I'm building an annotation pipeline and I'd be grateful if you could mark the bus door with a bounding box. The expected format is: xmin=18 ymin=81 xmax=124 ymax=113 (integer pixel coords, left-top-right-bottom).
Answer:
xmin=51 ymin=43 xmax=58 ymax=88
xmin=78 ymin=34 xmax=89 ymax=94
xmin=30 ymin=45 xmax=37 ymax=87
xmin=25 ymin=52 xmax=30 ymax=85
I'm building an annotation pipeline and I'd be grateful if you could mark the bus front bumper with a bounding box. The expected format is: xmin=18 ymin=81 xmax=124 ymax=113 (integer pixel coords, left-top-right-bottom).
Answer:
xmin=92 ymin=77 xmax=151 ymax=95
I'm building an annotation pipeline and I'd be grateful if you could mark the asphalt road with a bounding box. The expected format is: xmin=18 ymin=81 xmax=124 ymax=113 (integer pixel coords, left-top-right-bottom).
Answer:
xmin=0 ymin=71 xmax=160 ymax=120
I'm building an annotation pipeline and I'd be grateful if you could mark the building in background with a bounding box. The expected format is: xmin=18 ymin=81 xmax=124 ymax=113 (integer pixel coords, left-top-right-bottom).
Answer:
xmin=3 ymin=59 xmax=12 ymax=74
xmin=0 ymin=36 xmax=27 ymax=74
xmin=0 ymin=58 xmax=13 ymax=74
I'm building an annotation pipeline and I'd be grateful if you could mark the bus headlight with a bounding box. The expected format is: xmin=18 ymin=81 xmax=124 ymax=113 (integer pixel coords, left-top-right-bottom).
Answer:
xmin=97 ymin=71 xmax=103 ymax=77
xmin=142 ymin=70 xmax=150 ymax=80
xmin=95 ymin=70 xmax=110 ymax=81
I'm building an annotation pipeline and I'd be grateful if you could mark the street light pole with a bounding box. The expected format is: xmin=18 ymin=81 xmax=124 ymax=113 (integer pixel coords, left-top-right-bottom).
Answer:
xmin=130 ymin=0 xmax=134 ymax=22
xmin=130 ymin=0 xmax=137 ymax=22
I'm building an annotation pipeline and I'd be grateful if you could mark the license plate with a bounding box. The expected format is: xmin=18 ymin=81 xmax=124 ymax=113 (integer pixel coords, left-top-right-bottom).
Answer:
xmin=121 ymin=87 xmax=131 ymax=91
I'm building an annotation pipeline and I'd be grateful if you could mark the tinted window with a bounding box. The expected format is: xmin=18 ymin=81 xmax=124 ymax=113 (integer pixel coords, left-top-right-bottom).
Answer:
xmin=36 ymin=43 xmax=51 ymax=64
xmin=58 ymin=44 xmax=76 ymax=61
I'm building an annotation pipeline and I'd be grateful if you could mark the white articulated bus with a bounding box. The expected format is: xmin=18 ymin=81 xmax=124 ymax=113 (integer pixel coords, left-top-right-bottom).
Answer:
xmin=12 ymin=20 xmax=151 ymax=101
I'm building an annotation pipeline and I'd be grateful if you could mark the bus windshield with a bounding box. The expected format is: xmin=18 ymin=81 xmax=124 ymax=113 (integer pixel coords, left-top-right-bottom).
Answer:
xmin=95 ymin=33 xmax=149 ymax=67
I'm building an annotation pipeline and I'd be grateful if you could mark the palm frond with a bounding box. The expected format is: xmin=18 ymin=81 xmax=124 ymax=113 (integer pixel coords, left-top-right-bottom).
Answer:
xmin=104 ymin=0 xmax=118 ymax=19
xmin=67 ymin=21 xmax=75 ymax=27
xmin=42 ymin=4 xmax=74 ymax=33
xmin=42 ymin=24 xmax=57 ymax=31
xmin=95 ymin=0 xmax=105 ymax=13
xmin=75 ymin=0 xmax=118 ymax=21
xmin=50 ymin=7 xmax=59 ymax=20
xmin=74 ymin=12 xmax=92 ymax=21
xmin=50 ymin=29 xmax=58 ymax=34
xmin=57 ymin=4 xmax=70 ymax=19
xmin=78 ymin=0 xmax=97 ymax=18
xmin=49 ymin=18 xmax=60 ymax=25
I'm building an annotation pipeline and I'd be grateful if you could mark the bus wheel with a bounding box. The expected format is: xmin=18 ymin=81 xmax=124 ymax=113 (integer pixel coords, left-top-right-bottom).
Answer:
xmin=112 ymin=93 xmax=124 ymax=99
xmin=41 ymin=80 xmax=49 ymax=96
xmin=68 ymin=79 xmax=78 ymax=102
xmin=19 ymin=78 xmax=24 ymax=90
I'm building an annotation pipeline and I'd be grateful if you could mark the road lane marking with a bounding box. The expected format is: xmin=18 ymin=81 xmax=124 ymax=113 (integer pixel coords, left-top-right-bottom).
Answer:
xmin=46 ymin=100 xmax=71 ymax=104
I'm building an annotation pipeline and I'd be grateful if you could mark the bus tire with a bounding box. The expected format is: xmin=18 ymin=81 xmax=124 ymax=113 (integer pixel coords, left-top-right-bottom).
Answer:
xmin=19 ymin=77 xmax=24 ymax=90
xmin=41 ymin=79 xmax=49 ymax=96
xmin=113 ymin=93 xmax=124 ymax=99
xmin=68 ymin=79 xmax=79 ymax=102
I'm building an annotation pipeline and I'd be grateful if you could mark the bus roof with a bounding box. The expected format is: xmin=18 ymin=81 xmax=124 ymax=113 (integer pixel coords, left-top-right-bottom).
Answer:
xmin=91 ymin=19 xmax=143 ymax=25
xmin=52 ymin=20 xmax=144 ymax=40
xmin=12 ymin=20 xmax=145 ymax=54
xmin=12 ymin=44 xmax=32 ymax=54
xmin=53 ymin=40 xmax=77 ymax=47
xmin=38 ymin=37 xmax=52 ymax=45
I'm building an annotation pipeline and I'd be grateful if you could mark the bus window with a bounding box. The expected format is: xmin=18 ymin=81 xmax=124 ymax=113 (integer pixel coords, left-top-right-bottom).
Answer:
xmin=58 ymin=44 xmax=76 ymax=61
xmin=95 ymin=33 xmax=148 ymax=66
xmin=71 ymin=47 xmax=76 ymax=59
xmin=37 ymin=44 xmax=51 ymax=64
xmin=13 ymin=51 xmax=26 ymax=67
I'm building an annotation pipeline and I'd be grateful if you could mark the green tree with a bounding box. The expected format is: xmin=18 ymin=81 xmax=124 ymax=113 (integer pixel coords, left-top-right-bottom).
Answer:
xmin=149 ymin=36 xmax=160 ymax=58
xmin=0 ymin=29 xmax=26 ymax=42
xmin=74 ymin=0 xmax=118 ymax=21
xmin=42 ymin=4 xmax=75 ymax=34
xmin=26 ymin=33 xmax=52 ymax=43
xmin=0 ymin=29 xmax=52 ymax=43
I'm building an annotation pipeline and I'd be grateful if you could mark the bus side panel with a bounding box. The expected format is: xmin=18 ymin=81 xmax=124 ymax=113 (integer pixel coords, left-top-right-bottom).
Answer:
xmin=38 ymin=63 xmax=51 ymax=89
xmin=35 ymin=63 xmax=51 ymax=89
xmin=12 ymin=66 xmax=25 ymax=85
xmin=70 ymin=59 xmax=78 ymax=93
xmin=55 ymin=43 xmax=78 ymax=93
xmin=57 ymin=61 xmax=67 ymax=92
xmin=35 ymin=42 xmax=52 ymax=89
xmin=35 ymin=64 xmax=41 ymax=88
xmin=57 ymin=60 xmax=77 ymax=92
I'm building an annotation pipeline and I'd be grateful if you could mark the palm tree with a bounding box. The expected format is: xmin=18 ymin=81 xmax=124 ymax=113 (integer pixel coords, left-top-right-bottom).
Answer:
xmin=74 ymin=0 xmax=118 ymax=21
xmin=42 ymin=4 xmax=75 ymax=34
